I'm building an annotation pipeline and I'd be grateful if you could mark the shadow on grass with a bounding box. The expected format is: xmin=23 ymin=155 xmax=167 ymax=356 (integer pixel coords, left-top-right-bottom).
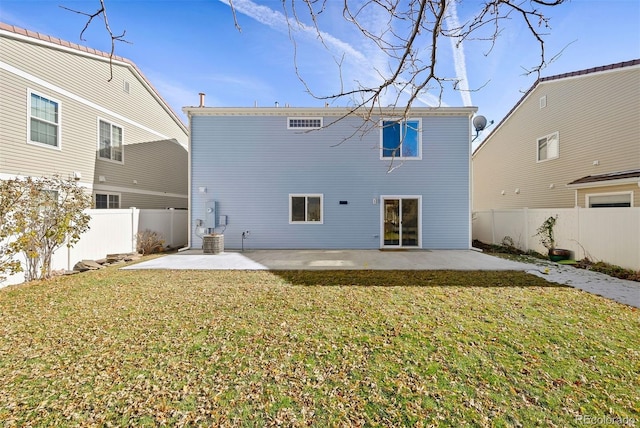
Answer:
xmin=271 ymin=270 xmax=568 ymax=288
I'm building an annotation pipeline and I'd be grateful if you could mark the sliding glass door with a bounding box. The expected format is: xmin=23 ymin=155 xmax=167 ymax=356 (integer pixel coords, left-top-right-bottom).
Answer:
xmin=382 ymin=197 xmax=420 ymax=248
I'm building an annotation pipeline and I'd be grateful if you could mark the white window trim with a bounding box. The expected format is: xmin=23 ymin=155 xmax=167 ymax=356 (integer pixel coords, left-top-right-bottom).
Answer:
xmin=586 ymin=191 xmax=633 ymax=208
xmin=27 ymin=88 xmax=62 ymax=150
xmin=95 ymin=192 xmax=121 ymax=209
xmin=380 ymin=118 xmax=422 ymax=160
xmin=287 ymin=117 xmax=323 ymax=130
xmin=97 ymin=117 xmax=124 ymax=164
xmin=289 ymin=193 xmax=324 ymax=224
xmin=536 ymin=131 xmax=559 ymax=163
xmin=379 ymin=195 xmax=422 ymax=249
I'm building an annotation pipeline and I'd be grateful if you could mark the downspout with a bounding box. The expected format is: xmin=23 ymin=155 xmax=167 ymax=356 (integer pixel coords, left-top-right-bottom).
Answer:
xmin=179 ymin=107 xmax=193 ymax=252
xmin=179 ymin=94 xmax=203 ymax=252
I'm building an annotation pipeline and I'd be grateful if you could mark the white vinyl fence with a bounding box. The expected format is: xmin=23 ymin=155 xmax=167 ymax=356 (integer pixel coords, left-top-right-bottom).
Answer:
xmin=473 ymin=207 xmax=640 ymax=271
xmin=2 ymin=208 xmax=188 ymax=287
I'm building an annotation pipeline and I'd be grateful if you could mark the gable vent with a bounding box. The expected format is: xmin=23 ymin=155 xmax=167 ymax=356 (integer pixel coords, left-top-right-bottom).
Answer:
xmin=123 ymin=80 xmax=130 ymax=94
xmin=539 ymin=95 xmax=547 ymax=109
xmin=288 ymin=117 xmax=323 ymax=129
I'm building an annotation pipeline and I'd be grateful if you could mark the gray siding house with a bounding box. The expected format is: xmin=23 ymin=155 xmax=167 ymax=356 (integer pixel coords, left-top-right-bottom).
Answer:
xmin=184 ymin=106 xmax=477 ymax=250
xmin=0 ymin=23 xmax=188 ymax=209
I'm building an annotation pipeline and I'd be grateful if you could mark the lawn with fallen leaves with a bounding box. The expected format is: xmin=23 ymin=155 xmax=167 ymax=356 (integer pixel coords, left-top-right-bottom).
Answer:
xmin=1 ymin=266 xmax=638 ymax=426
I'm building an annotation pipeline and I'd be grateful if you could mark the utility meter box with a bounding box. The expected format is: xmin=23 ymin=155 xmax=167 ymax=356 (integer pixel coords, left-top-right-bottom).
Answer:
xmin=205 ymin=200 xmax=217 ymax=229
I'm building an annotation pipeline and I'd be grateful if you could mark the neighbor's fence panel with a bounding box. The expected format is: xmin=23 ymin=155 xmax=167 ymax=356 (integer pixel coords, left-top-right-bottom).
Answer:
xmin=473 ymin=207 xmax=640 ymax=271
xmin=577 ymin=208 xmax=640 ymax=272
xmin=138 ymin=208 xmax=188 ymax=249
xmin=2 ymin=208 xmax=188 ymax=287
xmin=53 ymin=209 xmax=140 ymax=271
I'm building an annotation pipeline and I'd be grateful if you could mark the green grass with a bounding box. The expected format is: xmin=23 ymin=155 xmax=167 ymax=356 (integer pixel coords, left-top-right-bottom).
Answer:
xmin=1 ymin=265 xmax=638 ymax=427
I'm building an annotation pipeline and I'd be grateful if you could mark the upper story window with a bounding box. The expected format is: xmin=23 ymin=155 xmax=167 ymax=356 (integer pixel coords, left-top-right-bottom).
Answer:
xmin=290 ymin=194 xmax=323 ymax=224
xmin=98 ymin=119 xmax=123 ymax=162
xmin=28 ymin=90 xmax=60 ymax=149
xmin=537 ymin=132 xmax=559 ymax=162
xmin=381 ymin=119 xmax=422 ymax=160
xmin=288 ymin=117 xmax=323 ymax=129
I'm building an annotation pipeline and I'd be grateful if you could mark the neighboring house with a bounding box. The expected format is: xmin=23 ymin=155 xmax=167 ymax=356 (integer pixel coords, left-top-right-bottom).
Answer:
xmin=472 ymin=60 xmax=640 ymax=211
xmin=0 ymin=23 xmax=188 ymax=209
xmin=183 ymin=105 xmax=477 ymax=250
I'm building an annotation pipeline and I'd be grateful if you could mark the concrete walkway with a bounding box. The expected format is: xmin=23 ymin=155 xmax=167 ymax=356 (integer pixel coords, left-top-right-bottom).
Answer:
xmin=122 ymin=249 xmax=639 ymax=308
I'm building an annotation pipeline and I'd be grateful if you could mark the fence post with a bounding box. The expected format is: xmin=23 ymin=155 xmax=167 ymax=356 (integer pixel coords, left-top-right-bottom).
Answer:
xmin=131 ymin=207 xmax=139 ymax=253
xmin=169 ymin=208 xmax=175 ymax=248
xmin=523 ymin=207 xmax=529 ymax=252
xmin=490 ymin=209 xmax=496 ymax=244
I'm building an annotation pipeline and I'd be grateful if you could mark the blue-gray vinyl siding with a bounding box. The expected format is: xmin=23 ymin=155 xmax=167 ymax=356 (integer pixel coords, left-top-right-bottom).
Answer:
xmin=190 ymin=114 xmax=471 ymax=249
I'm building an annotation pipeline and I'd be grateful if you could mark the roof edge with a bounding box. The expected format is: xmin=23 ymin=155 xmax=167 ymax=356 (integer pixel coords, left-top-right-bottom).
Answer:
xmin=472 ymin=59 xmax=640 ymax=157
xmin=183 ymin=106 xmax=478 ymax=117
xmin=0 ymin=22 xmax=188 ymax=135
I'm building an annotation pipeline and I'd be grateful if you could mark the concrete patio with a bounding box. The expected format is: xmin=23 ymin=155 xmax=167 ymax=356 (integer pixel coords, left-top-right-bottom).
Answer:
xmin=121 ymin=249 xmax=534 ymax=271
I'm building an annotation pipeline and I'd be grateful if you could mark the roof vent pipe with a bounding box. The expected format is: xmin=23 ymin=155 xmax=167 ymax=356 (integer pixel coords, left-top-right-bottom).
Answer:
xmin=199 ymin=92 xmax=205 ymax=108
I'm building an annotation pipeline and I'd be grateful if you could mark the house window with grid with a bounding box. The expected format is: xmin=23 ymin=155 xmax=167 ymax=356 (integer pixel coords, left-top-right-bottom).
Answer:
xmin=288 ymin=117 xmax=323 ymax=129
xmin=537 ymin=132 xmax=559 ymax=162
xmin=289 ymin=194 xmax=323 ymax=223
xmin=95 ymin=193 xmax=120 ymax=209
xmin=381 ymin=119 xmax=421 ymax=159
xmin=98 ymin=119 xmax=123 ymax=162
xmin=28 ymin=91 xmax=60 ymax=148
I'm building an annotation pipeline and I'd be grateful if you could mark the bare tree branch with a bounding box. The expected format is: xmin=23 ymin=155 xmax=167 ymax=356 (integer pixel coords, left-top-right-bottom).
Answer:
xmin=67 ymin=0 xmax=566 ymax=169
xmin=60 ymin=0 xmax=131 ymax=81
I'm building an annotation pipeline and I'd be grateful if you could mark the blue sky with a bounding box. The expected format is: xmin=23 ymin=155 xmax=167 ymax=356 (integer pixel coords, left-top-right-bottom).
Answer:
xmin=1 ymin=0 xmax=639 ymax=148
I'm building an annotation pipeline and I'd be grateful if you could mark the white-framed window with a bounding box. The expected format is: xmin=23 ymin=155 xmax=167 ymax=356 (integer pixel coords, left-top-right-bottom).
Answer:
xmin=586 ymin=192 xmax=632 ymax=208
xmin=95 ymin=193 xmax=120 ymax=209
xmin=380 ymin=118 xmax=422 ymax=160
xmin=288 ymin=117 xmax=323 ymax=129
xmin=28 ymin=90 xmax=61 ymax=149
xmin=289 ymin=194 xmax=323 ymax=224
xmin=98 ymin=119 xmax=123 ymax=162
xmin=537 ymin=131 xmax=559 ymax=162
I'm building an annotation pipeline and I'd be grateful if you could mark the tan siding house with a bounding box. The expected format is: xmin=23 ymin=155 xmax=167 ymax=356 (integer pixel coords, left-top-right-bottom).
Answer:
xmin=0 ymin=23 xmax=188 ymax=209
xmin=472 ymin=60 xmax=640 ymax=211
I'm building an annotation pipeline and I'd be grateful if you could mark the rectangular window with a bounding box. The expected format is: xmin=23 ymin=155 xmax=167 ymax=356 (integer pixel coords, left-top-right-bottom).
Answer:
xmin=381 ymin=119 xmax=421 ymax=159
xmin=98 ymin=119 xmax=123 ymax=162
xmin=289 ymin=194 xmax=323 ymax=223
xmin=95 ymin=193 xmax=120 ymax=209
xmin=28 ymin=91 xmax=60 ymax=148
xmin=288 ymin=117 xmax=323 ymax=129
xmin=587 ymin=192 xmax=632 ymax=208
xmin=537 ymin=132 xmax=559 ymax=162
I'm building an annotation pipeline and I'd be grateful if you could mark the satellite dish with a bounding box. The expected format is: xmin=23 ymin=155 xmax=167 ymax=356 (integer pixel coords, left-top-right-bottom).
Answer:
xmin=473 ymin=115 xmax=488 ymax=132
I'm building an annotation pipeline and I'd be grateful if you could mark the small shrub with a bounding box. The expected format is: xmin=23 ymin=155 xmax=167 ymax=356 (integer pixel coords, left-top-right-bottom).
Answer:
xmin=534 ymin=215 xmax=558 ymax=250
xmin=136 ymin=230 xmax=165 ymax=255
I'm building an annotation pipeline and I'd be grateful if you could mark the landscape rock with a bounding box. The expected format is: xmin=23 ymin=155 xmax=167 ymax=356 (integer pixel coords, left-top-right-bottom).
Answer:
xmin=106 ymin=253 xmax=142 ymax=264
xmin=73 ymin=259 xmax=105 ymax=272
